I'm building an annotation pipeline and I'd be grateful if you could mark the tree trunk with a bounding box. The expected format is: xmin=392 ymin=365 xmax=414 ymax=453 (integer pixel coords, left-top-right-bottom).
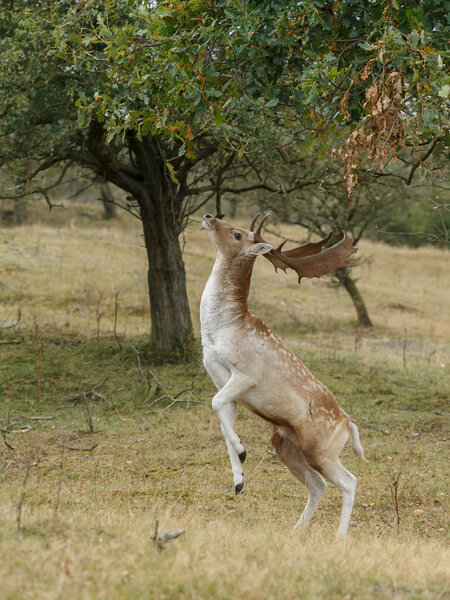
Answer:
xmin=13 ymin=198 xmax=27 ymax=226
xmin=139 ymin=189 xmax=193 ymax=352
xmin=130 ymin=136 xmax=193 ymax=352
xmin=100 ymin=182 xmax=117 ymax=219
xmin=87 ymin=123 xmax=195 ymax=352
xmin=14 ymin=159 xmax=33 ymax=226
xmin=335 ymin=268 xmax=373 ymax=328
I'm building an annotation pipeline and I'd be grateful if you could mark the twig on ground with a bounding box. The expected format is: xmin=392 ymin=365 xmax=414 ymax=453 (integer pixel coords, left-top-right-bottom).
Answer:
xmin=379 ymin=457 xmax=415 ymax=534
xmin=147 ymin=381 xmax=206 ymax=411
xmin=0 ymin=309 xmax=21 ymax=329
xmin=380 ymin=516 xmax=394 ymax=530
xmin=11 ymin=425 xmax=32 ymax=433
xmin=147 ymin=368 xmax=171 ymax=389
xmin=0 ymin=338 xmax=24 ymax=345
xmin=30 ymin=416 xmax=54 ymax=421
xmin=151 ymin=519 xmax=185 ymax=551
xmin=2 ymin=421 xmax=32 ymax=450
xmin=65 ymin=378 xmax=108 ymax=404
xmin=125 ymin=334 xmax=144 ymax=381
xmin=2 ymin=422 xmax=17 ymax=451
xmin=253 ymin=450 xmax=276 ymax=473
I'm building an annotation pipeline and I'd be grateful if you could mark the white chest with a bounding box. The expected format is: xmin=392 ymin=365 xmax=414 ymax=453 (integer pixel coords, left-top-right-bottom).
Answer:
xmin=200 ymin=268 xmax=233 ymax=344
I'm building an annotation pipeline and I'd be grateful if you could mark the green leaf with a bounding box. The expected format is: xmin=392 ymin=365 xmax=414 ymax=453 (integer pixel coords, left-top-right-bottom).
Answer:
xmin=438 ymin=84 xmax=449 ymax=98
xmin=266 ymin=98 xmax=279 ymax=107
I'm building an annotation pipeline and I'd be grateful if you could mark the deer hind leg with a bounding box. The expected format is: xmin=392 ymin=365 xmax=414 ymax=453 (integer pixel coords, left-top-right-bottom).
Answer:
xmin=271 ymin=427 xmax=327 ymax=530
xmin=318 ymin=460 xmax=356 ymax=536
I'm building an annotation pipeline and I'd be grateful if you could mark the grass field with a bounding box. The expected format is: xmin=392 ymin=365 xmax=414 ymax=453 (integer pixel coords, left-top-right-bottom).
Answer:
xmin=0 ymin=202 xmax=449 ymax=599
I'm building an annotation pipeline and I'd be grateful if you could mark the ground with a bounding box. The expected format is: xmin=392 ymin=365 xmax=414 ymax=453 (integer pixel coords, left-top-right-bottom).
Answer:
xmin=0 ymin=202 xmax=448 ymax=599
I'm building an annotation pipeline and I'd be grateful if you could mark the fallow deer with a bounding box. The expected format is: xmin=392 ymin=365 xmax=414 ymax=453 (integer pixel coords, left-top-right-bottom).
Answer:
xmin=200 ymin=213 xmax=365 ymax=536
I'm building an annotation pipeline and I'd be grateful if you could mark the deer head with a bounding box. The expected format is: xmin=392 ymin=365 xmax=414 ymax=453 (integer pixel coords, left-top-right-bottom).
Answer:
xmin=250 ymin=213 xmax=357 ymax=282
xmin=202 ymin=214 xmax=272 ymax=261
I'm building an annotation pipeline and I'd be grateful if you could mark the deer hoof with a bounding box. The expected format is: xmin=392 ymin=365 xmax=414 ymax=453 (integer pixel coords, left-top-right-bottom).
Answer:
xmin=235 ymin=482 xmax=244 ymax=495
xmin=238 ymin=449 xmax=247 ymax=463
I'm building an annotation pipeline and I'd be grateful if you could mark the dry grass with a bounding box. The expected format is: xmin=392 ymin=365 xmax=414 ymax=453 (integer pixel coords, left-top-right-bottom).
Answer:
xmin=0 ymin=201 xmax=449 ymax=599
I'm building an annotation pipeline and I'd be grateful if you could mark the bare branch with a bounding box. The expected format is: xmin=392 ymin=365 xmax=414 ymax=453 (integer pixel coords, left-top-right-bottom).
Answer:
xmin=65 ymin=378 xmax=108 ymax=404
xmin=147 ymin=381 xmax=206 ymax=411
xmin=125 ymin=334 xmax=144 ymax=381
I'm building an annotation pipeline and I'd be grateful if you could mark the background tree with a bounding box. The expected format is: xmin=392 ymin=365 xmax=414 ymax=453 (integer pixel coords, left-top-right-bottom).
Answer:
xmin=99 ymin=180 xmax=117 ymax=220
xmin=263 ymin=157 xmax=387 ymax=328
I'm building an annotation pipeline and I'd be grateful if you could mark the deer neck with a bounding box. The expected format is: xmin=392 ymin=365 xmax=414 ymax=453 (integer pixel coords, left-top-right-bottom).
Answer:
xmin=201 ymin=254 xmax=253 ymax=329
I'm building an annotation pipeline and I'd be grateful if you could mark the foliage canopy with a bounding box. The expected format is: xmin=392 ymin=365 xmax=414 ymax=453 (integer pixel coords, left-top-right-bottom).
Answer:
xmin=1 ymin=0 xmax=448 ymax=191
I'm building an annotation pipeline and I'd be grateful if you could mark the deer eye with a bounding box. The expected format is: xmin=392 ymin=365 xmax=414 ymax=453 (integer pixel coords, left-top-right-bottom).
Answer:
xmin=234 ymin=232 xmax=242 ymax=241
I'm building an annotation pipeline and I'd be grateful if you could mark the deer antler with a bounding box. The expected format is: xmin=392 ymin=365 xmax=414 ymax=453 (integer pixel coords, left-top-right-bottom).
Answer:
xmin=250 ymin=213 xmax=357 ymax=283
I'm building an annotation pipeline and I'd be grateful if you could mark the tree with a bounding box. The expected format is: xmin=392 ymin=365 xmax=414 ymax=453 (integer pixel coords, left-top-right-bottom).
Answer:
xmin=265 ymin=161 xmax=383 ymax=328
xmin=99 ymin=181 xmax=117 ymax=220
xmin=0 ymin=2 xmax=220 ymax=351
xmin=1 ymin=1 xmax=447 ymax=349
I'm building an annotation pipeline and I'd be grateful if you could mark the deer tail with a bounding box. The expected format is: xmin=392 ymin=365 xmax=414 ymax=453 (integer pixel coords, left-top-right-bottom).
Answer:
xmin=349 ymin=421 xmax=367 ymax=461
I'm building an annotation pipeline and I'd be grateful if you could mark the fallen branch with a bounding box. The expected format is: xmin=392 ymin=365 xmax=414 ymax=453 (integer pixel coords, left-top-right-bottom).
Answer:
xmin=2 ymin=422 xmax=17 ymax=451
xmin=147 ymin=382 xmax=206 ymax=412
xmin=11 ymin=425 xmax=32 ymax=434
xmin=30 ymin=415 xmax=54 ymax=421
xmin=2 ymin=421 xmax=33 ymax=450
xmin=0 ymin=309 xmax=21 ymax=329
xmin=151 ymin=519 xmax=185 ymax=551
xmin=0 ymin=338 xmax=24 ymax=345
xmin=65 ymin=378 xmax=108 ymax=404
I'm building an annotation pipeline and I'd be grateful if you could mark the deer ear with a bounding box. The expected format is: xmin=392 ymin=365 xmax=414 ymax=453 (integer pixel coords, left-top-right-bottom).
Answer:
xmin=244 ymin=242 xmax=273 ymax=256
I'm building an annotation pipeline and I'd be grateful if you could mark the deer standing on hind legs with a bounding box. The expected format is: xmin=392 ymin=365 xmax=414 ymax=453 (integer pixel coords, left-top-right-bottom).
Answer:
xmin=200 ymin=213 xmax=366 ymax=536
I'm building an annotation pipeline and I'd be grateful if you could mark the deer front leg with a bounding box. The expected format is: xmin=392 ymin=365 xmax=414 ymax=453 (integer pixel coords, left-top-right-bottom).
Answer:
xmin=220 ymin=402 xmax=246 ymax=494
xmin=211 ymin=375 xmax=251 ymax=493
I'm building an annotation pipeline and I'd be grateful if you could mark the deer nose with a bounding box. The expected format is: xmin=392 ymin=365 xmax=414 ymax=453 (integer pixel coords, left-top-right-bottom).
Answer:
xmin=203 ymin=214 xmax=214 ymax=220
